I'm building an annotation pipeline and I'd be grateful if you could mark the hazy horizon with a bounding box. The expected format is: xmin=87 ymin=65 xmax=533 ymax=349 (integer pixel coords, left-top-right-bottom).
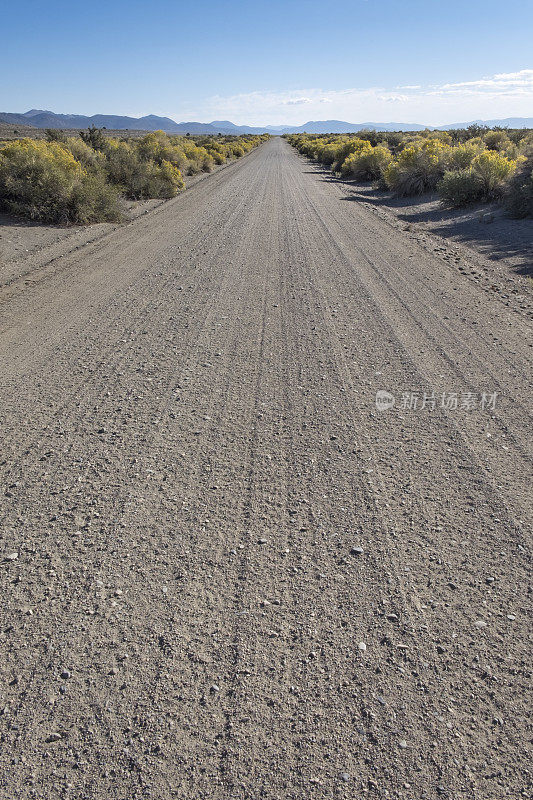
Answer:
xmin=4 ymin=105 xmax=533 ymax=130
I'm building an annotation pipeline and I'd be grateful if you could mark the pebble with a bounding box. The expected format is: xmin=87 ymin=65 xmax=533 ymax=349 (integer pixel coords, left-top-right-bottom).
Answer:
xmin=358 ymin=642 xmax=367 ymax=652
xmin=257 ymin=538 xmax=268 ymax=545
xmin=4 ymin=553 xmax=18 ymax=561
xmin=209 ymin=684 xmax=220 ymax=694
xmin=45 ymin=732 xmax=63 ymax=743
xmin=351 ymin=546 xmax=364 ymax=556
xmin=398 ymin=739 xmax=408 ymax=749
xmin=340 ymin=773 xmax=351 ymax=782
xmin=474 ymin=620 xmax=487 ymax=628
xmin=60 ymin=669 xmax=71 ymax=680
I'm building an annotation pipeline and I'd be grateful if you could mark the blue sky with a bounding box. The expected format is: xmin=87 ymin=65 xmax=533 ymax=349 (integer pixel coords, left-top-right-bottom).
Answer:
xmin=3 ymin=0 xmax=532 ymax=125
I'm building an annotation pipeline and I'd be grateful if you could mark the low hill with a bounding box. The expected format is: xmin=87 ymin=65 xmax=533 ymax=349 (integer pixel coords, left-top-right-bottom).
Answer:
xmin=1 ymin=110 xmax=532 ymax=135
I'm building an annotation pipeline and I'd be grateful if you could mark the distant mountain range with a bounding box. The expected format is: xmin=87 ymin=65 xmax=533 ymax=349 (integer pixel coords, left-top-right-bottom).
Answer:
xmin=1 ymin=110 xmax=532 ymax=135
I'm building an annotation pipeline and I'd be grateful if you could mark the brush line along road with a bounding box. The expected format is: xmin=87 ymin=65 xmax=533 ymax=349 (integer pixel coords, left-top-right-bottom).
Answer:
xmin=0 ymin=137 xmax=530 ymax=799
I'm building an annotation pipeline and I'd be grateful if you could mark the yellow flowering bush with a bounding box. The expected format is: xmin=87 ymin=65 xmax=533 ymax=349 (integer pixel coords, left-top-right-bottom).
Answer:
xmin=287 ymin=127 xmax=530 ymax=207
xmin=471 ymin=151 xmax=517 ymax=196
xmin=438 ymin=151 xmax=517 ymax=206
xmin=0 ymin=139 xmax=121 ymax=223
xmin=341 ymin=143 xmax=392 ymax=180
xmin=447 ymin=141 xmax=486 ymax=170
xmin=0 ymin=129 xmax=267 ymax=223
xmin=383 ymin=139 xmax=451 ymax=195
xmin=483 ymin=130 xmax=511 ymax=151
xmin=104 ymin=139 xmax=184 ymax=198
xmin=437 ymin=169 xmax=483 ymax=207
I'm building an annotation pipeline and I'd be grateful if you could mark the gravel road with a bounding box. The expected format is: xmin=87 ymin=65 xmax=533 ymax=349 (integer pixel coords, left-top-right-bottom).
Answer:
xmin=0 ymin=137 xmax=531 ymax=800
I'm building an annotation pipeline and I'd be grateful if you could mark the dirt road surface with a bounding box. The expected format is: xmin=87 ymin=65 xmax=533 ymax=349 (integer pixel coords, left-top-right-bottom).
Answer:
xmin=0 ymin=137 xmax=531 ymax=800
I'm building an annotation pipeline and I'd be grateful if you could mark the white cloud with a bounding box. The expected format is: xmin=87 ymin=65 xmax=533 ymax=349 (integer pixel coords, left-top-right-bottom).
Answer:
xmin=173 ymin=69 xmax=533 ymax=126
xmin=283 ymin=97 xmax=313 ymax=105
xmin=437 ymin=69 xmax=533 ymax=91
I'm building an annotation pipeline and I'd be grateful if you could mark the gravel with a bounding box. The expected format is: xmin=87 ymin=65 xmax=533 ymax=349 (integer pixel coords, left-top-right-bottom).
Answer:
xmin=0 ymin=137 xmax=530 ymax=800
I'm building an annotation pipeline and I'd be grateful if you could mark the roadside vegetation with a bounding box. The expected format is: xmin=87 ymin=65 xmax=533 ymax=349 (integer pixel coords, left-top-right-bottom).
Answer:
xmin=0 ymin=129 xmax=269 ymax=224
xmin=286 ymin=126 xmax=533 ymax=217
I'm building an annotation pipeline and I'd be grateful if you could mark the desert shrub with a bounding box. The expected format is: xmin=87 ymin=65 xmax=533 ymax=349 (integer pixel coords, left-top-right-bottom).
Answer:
xmin=104 ymin=140 xmax=184 ymax=198
xmin=517 ymin=132 xmax=533 ymax=153
xmin=437 ymin=169 xmax=483 ymax=207
xmin=149 ymin=160 xmax=185 ymax=197
xmin=508 ymin=129 xmax=529 ymax=145
xmin=340 ymin=142 xmax=370 ymax=176
xmin=431 ymin=130 xmax=453 ymax=144
xmin=502 ymin=142 xmax=520 ymax=160
xmin=0 ymin=132 xmax=265 ymax=223
xmin=438 ymin=152 xmax=519 ymax=207
xmin=383 ymin=139 xmax=450 ymax=195
xmin=316 ymin=141 xmax=341 ymax=165
xmin=355 ymin=129 xmax=381 ymax=147
xmin=137 ymin=131 xmax=167 ymax=161
xmin=79 ymin=125 xmax=107 ymax=151
xmin=381 ymin=132 xmax=404 ymax=150
xmin=185 ymin=159 xmax=202 ymax=175
xmin=45 ymin=128 xmax=67 ymax=142
xmin=471 ymin=151 xmax=516 ymax=198
xmin=65 ymin=137 xmax=106 ymax=170
xmin=104 ymin=140 xmax=140 ymax=190
xmin=209 ymin=149 xmax=225 ymax=165
xmin=0 ymin=139 xmax=121 ymax=223
xmin=448 ymin=141 xmax=485 ymax=169
xmin=505 ymin=151 xmax=533 ymax=218
xmin=181 ymin=140 xmax=215 ymax=172
xmin=467 ymin=123 xmax=489 ymax=139
xmin=136 ymin=131 xmax=192 ymax=170
xmin=483 ymin=130 xmax=511 ymax=151
xmin=205 ymin=141 xmax=226 ymax=164
xmin=331 ymin=138 xmax=369 ymax=171
xmin=341 ymin=143 xmax=392 ymax=180
xmin=288 ymin=129 xmax=529 ymax=210
xmin=67 ymin=171 xmax=124 ymax=223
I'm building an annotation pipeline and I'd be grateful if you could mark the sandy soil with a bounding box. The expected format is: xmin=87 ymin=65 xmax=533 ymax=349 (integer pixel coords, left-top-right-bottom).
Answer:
xmin=319 ymin=170 xmax=532 ymax=282
xmin=0 ymin=137 xmax=531 ymax=800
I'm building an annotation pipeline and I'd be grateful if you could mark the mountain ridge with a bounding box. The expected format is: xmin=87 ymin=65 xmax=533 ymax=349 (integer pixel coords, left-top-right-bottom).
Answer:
xmin=1 ymin=110 xmax=532 ymax=135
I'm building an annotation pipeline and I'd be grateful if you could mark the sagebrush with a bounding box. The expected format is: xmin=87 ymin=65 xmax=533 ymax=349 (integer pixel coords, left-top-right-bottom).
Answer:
xmin=0 ymin=129 xmax=269 ymax=224
xmin=286 ymin=127 xmax=531 ymax=211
